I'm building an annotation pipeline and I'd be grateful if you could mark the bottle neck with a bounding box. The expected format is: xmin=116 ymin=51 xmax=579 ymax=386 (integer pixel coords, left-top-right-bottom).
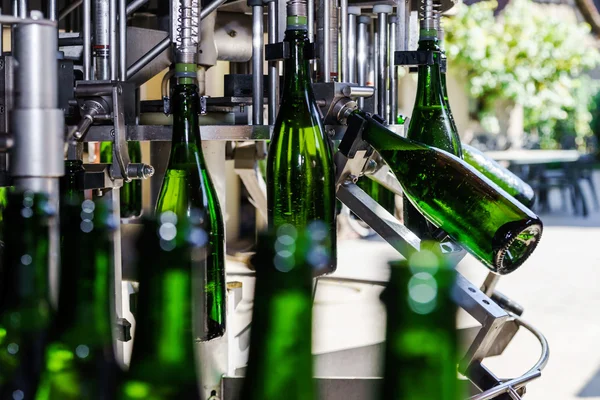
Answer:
xmin=354 ymin=111 xmax=428 ymax=154
xmin=169 ymin=82 xmax=204 ymax=164
xmin=281 ymin=25 xmax=312 ymax=102
xmin=62 ymin=160 xmax=85 ymax=204
xmin=414 ymin=38 xmax=445 ymax=108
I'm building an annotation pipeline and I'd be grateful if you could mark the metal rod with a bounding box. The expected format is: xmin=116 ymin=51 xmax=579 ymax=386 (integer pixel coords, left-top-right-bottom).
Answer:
xmin=347 ymin=7 xmax=359 ymax=83
xmin=318 ymin=0 xmax=330 ymax=82
xmin=356 ymin=15 xmax=368 ymax=108
xmin=200 ymin=0 xmax=227 ymax=20
xmin=126 ymin=36 xmax=170 ymax=80
xmin=307 ymin=0 xmax=314 ymax=41
xmin=59 ymin=0 xmax=83 ymax=21
xmin=12 ymin=0 xmax=18 ymax=17
xmin=48 ymin=0 xmax=57 ymax=20
xmin=83 ymin=0 xmax=91 ymax=80
xmin=375 ymin=5 xmax=392 ymax=118
xmin=340 ymin=0 xmax=348 ymax=82
xmin=267 ymin=0 xmax=278 ymax=125
xmin=94 ymin=0 xmax=110 ymax=80
xmin=110 ymin=0 xmax=118 ymax=80
xmin=252 ymin=5 xmax=264 ymax=125
xmin=125 ymin=0 xmax=147 ymax=16
xmin=0 ymin=8 xmax=4 ymax=55
xmin=118 ymin=0 xmax=126 ymax=81
xmin=396 ymin=0 xmax=408 ymax=51
xmin=389 ymin=16 xmax=398 ymax=124
xmin=18 ymin=0 xmax=26 ymax=19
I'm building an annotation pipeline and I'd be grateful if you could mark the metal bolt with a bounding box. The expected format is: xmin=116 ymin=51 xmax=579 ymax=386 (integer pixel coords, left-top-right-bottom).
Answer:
xmin=30 ymin=11 xmax=43 ymax=20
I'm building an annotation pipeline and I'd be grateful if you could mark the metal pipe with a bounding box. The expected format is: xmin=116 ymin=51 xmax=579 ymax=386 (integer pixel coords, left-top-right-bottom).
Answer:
xmin=125 ymin=0 xmax=147 ymax=16
xmin=0 ymin=8 xmax=4 ymax=55
xmin=347 ymin=7 xmax=360 ymax=83
xmin=59 ymin=0 xmax=83 ymax=21
xmin=396 ymin=0 xmax=408 ymax=51
xmin=94 ymin=0 xmax=110 ymax=80
xmin=340 ymin=0 xmax=348 ymax=82
xmin=110 ymin=0 xmax=118 ymax=80
xmin=118 ymin=0 xmax=126 ymax=81
xmin=83 ymin=0 xmax=91 ymax=79
xmin=267 ymin=0 xmax=278 ymax=125
xmin=126 ymin=36 xmax=171 ymax=80
xmin=318 ymin=0 xmax=330 ymax=82
xmin=252 ymin=5 xmax=264 ymax=125
xmin=200 ymin=0 xmax=227 ymax=20
xmin=48 ymin=0 xmax=57 ymax=20
xmin=389 ymin=16 xmax=398 ymax=124
xmin=307 ymin=0 xmax=314 ymax=41
xmin=373 ymin=29 xmax=378 ymax=112
xmin=375 ymin=5 xmax=392 ymax=118
xmin=12 ymin=0 xmax=18 ymax=17
xmin=356 ymin=15 xmax=369 ymax=108
xmin=18 ymin=0 xmax=26 ymax=19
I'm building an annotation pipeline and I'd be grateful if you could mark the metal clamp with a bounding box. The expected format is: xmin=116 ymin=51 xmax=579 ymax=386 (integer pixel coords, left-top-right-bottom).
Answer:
xmin=265 ymin=41 xmax=317 ymax=61
xmin=394 ymin=50 xmax=440 ymax=66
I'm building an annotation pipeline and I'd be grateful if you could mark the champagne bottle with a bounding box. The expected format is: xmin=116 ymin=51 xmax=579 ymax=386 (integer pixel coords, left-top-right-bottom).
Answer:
xmin=155 ymin=63 xmax=225 ymax=341
xmin=119 ymin=211 xmax=201 ymax=399
xmin=357 ymin=176 xmax=396 ymax=215
xmin=462 ymin=144 xmax=535 ymax=208
xmin=241 ymin=224 xmax=330 ymax=400
xmin=380 ymin=256 xmax=461 ymax=399
xmin=100 ymin=141 xmax=143 ymax=218
xmin=267 ymin=4 xmax=337 ymax=276
xmin=403 ymin=25 xmax=462 ymax=241
xmin=0 ymin=192 xmax=54 ymax=398
xmin=349 ymin=111 xmax=543 ymax=274
xmin=36 ymin=198 xmax=119 ymax=400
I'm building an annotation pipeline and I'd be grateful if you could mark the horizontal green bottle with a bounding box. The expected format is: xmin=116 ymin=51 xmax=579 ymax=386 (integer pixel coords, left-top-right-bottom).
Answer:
xmin=267 ymin=9 xmax=337 ymax=276
xmin=36 ymin=197 xmax=119 ymax=400
xmin=241 ymin=223 xmax=330 ymax=400
xmin=0 ymin=191 xmax=54 ymax=399
xmin=350 ymin=111 xmax=543 ymax=274
xmin=119 ymin=211 xmax=202 ymax=399
xmin=462 ymin=144 xmax=535 ymax=208
xmin=381 ymin=253 xmax=461 ymax=400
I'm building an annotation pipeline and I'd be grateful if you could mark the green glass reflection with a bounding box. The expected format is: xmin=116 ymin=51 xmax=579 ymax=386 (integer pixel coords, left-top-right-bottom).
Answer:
xmin=101 ymin=141 xmax=143 ymax=218
xmin=266 ymin=21 xmax=337 ymax=276
xmin=380 ymin=252 xmax=461 ymax=400
xmin=155 ymin=67 xmax=226 ymax=341
xmin=241 ymin=223 xmax=331 ymax=400
xmin=119 ymin=212 xmax=201 ymax=400
xmin=352 ymin=111 xmax=543 ymax=274
xmin=0 ymin=191 xmax=53 ymax=398
xmin=36 ymin=197 xmax=119 ymax=400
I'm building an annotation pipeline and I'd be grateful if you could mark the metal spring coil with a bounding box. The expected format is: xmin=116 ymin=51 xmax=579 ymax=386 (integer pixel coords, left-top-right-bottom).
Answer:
xmin=176 ymin=0 xmax=199 ymax=52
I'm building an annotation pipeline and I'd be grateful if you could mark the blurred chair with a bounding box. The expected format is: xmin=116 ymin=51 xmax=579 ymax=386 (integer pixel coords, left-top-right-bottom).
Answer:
xmin=528 ymin=163 xmax=589 ymax=217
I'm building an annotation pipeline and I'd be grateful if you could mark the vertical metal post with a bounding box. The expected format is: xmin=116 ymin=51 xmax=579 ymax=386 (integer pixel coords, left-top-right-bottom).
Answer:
xmin=340 ymin=0 xmax=348 ymax=82
xmin=118 ymin=0 xmax=126 ymax=81
xmin=0 ymin=9 xmax=3 ymax=55
xmin=317 ymin=0 xmax=330 ymax=82
xmin=373 ymin=28 xmax=378 ymax=112
xmin=94 ymin=0 xmax=110 ymax=80
xmin=109 ymin=0 xmax=118 ymax=80
xmin=307 ymin=0 xmax=314 ymax=42
xmin=267 ymin=0 xmax=278 ymax=125
xmin=83 ymin=0 xmax=91 ymax=80
xmin=396 ymin=0 xmax=409 ymax=52
xmin=48 ymin=0 xmax=57 ymax=21
xmin=347 ymin=7 xmax=359 ymax=84
xmin=252 ymin=4 xmax=264 ymax=125
xmin=12 ymin=0 xmax=18 ymax=16
xmin=375 ymin=5 xmax=391 ymax=118
xmin=389 ymin=16 xmax=398 ymax=124
xmin=18 ymin=0 xmax=26 ymax=18
xmin=357 ymin=15 xmax=369 ymax=108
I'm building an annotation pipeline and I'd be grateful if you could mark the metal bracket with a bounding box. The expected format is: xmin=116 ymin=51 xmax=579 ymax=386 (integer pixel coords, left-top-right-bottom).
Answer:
xmin=394 ymin=50 xmax=439 ymax=66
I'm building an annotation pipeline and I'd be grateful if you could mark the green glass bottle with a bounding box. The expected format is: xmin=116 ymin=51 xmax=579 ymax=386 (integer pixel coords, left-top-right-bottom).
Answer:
xmin=357 ymin=177 xmax=396 ymax=215
xmin=36 ymin=197 xmax=119 ymax=400
xmin=462 ymin=144 xmax=535 ymax=208
xmin=267 ymin=6 xmax=337 ymax=276
xmin=119 ymin=211 xmax=201 ymax=400
xmin=101 ymin=141 xmax=143 ymax=218
xmin=349 ymin=111 xmax=543 ymax=274
xmin=241 ymin=223 xmax=330 ymax=400
xmin=403 ymin=27 xmax=462 ymax=241
xmin=380 ymin=254 xmax=461 ymax=400
xmin=155 ymin=63 xmax=225 ymax=341
xmin=0 ymin=191 xmax=53 ymax=399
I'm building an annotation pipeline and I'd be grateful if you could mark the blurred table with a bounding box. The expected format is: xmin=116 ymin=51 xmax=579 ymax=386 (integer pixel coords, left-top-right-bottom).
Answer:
xmin=484 ymin=149 xmax=581 ymax=165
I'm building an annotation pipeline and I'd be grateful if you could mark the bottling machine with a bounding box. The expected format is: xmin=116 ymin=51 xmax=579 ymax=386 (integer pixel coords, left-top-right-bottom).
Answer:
xmin=0 ymin=0 xmax=549 ymax=398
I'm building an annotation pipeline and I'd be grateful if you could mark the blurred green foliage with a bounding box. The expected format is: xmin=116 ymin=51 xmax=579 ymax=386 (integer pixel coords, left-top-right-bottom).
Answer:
xmin=445 ymin=0 xmax=600 ymax=149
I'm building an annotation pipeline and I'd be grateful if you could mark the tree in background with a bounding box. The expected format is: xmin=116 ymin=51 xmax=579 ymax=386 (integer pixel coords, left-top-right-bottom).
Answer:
xmin=445 ymin=0 xmax=600 ymax=149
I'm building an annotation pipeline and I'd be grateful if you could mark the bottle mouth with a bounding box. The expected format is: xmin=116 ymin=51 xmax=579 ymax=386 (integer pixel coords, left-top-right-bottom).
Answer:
xmin=493 ymin=219 xmax=543 ymax=275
